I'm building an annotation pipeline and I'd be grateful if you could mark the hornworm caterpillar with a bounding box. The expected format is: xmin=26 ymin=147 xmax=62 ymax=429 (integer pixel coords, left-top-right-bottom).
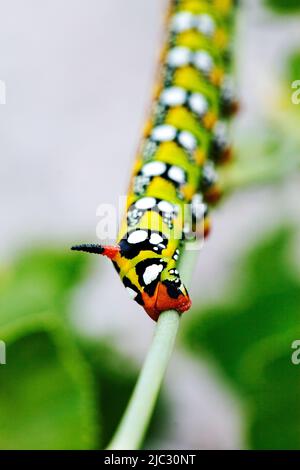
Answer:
xmin=72 ymin=0 xmax=238 ymax=321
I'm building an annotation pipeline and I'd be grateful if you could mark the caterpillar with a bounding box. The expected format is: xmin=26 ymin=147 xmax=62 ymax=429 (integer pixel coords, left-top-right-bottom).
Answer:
xmin=72 ymin=0 xmax=238 ymax=321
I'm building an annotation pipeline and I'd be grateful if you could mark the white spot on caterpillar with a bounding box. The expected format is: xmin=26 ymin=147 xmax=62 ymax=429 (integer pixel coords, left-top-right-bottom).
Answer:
xmin=143 ymin=264 xmax=164 ymax=285
xmin=151 ymin=124 xmax=176 ymax=142
xmin=194 ymin=51 xmax=213 ymax=73
xmin=189 ymin=93 xmax=208 ymax=116
xmin=157 ymin=200 xmax=174 ymax=214
xmin=221 ymin=76 xmax=236 ymax=103
xmin=149 ymin=233 xmax=164 ymax=245
xmin=191 ymin=194 xmax=207 ymax=220
xmin=178 ymin=131 xmax=197 ymax=151
xmin=141 ymin=161 xmax=166 ymax=177
xmin=171 ymin=12 xmax=194 ymax=33
xmin=214 ymin=121 xmax=229 ymax=147
xmin=169 ymin=269 xmax=179 ymax=276
xmin=168 ymin=166 xmax=186 ymax=184
xmin=126 ymin=287 xmax=138 ymax=300
xmin=135 ymin=197 xmax=156 ymax=210
xmin=127 ymin=230 xmax=148 ymax=244
xmin=202 ymin=162 xmax=218 ymax=185
xmin=171 ymin=12 xmax=215 ymax=37
xmin=197 ymin=14 xmax=215 ymax=36
xmin=167 ymin=46 xmax=191 ymax=68
xmin=160 ymin=86 xmax=186 ymax=106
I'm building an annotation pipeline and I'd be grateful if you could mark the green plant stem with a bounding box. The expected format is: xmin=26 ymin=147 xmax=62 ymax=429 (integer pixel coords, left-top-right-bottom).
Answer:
xmin=107 ymin=309 xmax=179 ymax=450
xmin=107 ymin=243 xmax=198 ymax=450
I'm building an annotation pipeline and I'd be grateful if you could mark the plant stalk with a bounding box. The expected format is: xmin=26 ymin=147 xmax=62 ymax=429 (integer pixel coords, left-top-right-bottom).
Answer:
xmin=107 ymin=243 xmax=198 ymax=450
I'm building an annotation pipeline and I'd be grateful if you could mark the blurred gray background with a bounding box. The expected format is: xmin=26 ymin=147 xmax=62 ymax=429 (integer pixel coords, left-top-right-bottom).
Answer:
xmin=1 ymin=0 xmax=300 ymax=449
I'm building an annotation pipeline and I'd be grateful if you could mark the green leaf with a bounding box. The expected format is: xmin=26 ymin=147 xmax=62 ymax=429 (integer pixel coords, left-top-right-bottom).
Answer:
xmin=0 ymin=317 xmax=97 ymax=449
xmin=249 ymin=342 xmax=300 ymax=449
xmin=263 ymin=0 xmax=300 ymax=14
xmin=183 ymin=228 xmax=300 ymax=449
xmin=0 ymin=247 xmax=97 ymax=449
xmin=235 ymin=327 xmax=300 ymax=449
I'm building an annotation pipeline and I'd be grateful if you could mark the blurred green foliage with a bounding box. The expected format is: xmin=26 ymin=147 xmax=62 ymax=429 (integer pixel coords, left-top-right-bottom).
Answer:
xmin=0 ymin=248 xmax=96 ymax=449
xmin=287 ymin=51 xmax=300 ymax=83
xmin=183 ymin=228 xmax=300 ymax=449
xmin=81 ymin=341 xmax=138 ymax=448
xmin=0 ymin=248 xmax=89 ymax=331
xmin=264 ymin=0 xmax=300 ymax=14
xmin=0 ymin=323 xmax=96 ymax=450
xmin=0 ymin=247 xmax=165 ymax=449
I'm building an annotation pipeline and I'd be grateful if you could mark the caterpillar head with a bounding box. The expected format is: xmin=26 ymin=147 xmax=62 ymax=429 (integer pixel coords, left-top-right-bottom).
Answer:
xmin=153 ymin=276 xmax=191 ymax=320
xmin=71 ymin=242 xmax=191 ymax=321
xmin=122 ymin=259 xmax=191 ymax=321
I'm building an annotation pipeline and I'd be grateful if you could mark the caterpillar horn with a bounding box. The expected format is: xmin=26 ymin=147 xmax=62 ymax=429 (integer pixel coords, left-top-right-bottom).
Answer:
xmin=71 ymin=244 xmax=120 ymax=260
